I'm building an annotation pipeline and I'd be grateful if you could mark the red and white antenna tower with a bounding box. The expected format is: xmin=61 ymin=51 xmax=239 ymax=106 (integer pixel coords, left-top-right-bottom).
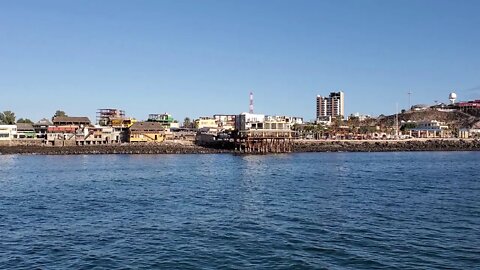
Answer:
xmin=249 ymin=92 xmax=254 ymax=113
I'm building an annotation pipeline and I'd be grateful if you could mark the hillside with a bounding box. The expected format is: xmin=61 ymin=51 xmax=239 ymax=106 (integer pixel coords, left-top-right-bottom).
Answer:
xmin=376 ymin=109 xmax=479 ymax=128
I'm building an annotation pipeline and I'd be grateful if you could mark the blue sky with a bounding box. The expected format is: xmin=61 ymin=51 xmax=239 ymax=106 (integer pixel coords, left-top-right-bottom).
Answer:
xmin=1 ymin=0 xmax=479 ymax=122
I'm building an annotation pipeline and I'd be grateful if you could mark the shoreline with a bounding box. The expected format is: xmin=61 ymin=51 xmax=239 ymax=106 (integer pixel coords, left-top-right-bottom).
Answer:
xmin=1 ymin=139 xmax=480 ymax=155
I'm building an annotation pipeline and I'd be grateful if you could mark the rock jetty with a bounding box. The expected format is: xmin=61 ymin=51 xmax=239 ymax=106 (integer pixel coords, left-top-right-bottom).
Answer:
xmin=1 ymin=139 xmax=480 ymax=155
xmin=0 ymin=143 xmax=231 ymax=155
xmin=293 ymin=139 xmax=480 ymax=152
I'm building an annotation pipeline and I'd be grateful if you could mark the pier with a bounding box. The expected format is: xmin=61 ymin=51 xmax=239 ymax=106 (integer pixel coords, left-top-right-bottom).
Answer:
xmin=234 ymin=130 xmax=293 ymax=153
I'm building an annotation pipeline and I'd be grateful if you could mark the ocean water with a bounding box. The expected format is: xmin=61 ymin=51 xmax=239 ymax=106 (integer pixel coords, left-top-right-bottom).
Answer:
xmin=0 ymin=152 xmax=479 ymax=269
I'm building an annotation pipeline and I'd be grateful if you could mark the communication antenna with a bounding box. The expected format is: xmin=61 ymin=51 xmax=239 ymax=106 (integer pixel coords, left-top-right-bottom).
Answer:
xmin=249 ymin=92 xmax=254 ymax=113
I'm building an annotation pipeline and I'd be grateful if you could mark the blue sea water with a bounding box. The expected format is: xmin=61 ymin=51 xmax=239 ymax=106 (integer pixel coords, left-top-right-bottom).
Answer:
xmin=0 ymin=152 xmax=479 ymax=269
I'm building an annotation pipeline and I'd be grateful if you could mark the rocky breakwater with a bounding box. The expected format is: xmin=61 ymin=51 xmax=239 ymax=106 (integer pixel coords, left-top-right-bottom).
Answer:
xmin=293 ymin=139 xmax=480 ymax=152
xmin=0 ymin=142 xmax=233 ymax=155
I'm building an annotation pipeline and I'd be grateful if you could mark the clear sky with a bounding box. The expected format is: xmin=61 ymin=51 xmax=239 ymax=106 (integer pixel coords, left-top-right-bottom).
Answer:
xmin=1 ymin=0 xmax=479 ymax=122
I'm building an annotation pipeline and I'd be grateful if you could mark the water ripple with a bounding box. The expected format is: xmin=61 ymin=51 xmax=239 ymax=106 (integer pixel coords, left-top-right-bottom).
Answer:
xmin=0 ymin=152 xmax=479 ymax=269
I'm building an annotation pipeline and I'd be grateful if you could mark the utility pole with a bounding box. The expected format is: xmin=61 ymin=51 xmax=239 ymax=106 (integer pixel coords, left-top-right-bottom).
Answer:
xmin=407 ymin=91 xmax=412 ymax=110
xmin=249 ymin=92 xmax=254 ymax=114
xmin=395 ymin=103 xmax=399 ymax=139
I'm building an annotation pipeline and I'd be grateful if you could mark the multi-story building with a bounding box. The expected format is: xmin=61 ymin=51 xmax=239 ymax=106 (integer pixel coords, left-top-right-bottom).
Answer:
xmin=0 ymin=125 xmax=17 ymax=141
xmin=235 ymin=113 xmax=293 ymax=132
xmin=316 ymin=91 xmax=345 ymax=119
xmin=33 ymin=118 xmax=52 ymax=139
xmin=457 ymin=100 xmax=480 ymax=114
xmin=235 ymin=113 xmax=265 ymax=131
xmin=148 ymin=113 xmax=175 ymax=128
xmin=97 ymin=109 xmax=125 ymax=126
xmin=15 ymin=123 xmax=36 ymax=139
xmin=52 ymin=116 xmax=91 ymax=126
xmin=213 ymin=114 xmax=236 ymax=131
xmin=410 ymin=120 xmax=450 ymax=138
xmin=195 ymin=117 xmax=218 ymax=130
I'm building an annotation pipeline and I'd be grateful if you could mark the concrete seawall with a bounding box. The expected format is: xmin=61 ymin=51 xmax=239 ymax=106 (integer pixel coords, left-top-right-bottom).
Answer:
xmin=1 ymin=139 xmax=479 ymax=155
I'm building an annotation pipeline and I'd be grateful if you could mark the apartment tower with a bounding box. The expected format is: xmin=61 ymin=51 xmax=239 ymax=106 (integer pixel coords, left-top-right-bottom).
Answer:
xmin=316 ymin=91 xmax=345 ymax=119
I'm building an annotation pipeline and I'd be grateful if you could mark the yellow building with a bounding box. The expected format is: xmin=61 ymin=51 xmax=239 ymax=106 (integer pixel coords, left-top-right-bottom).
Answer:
xmin=128 ymin=122 xmax=165 ymax=142
xmin=111 ymin=118 xmax=137 ymax=128
xmin=195 ymin=117 xmax=218 ymax=129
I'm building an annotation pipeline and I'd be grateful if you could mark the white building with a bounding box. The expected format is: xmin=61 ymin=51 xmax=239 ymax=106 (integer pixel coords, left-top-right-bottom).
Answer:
xmin=459 ymin=121 xmax=480 ymax=138
xmin=236 ymin=113 xmax=265 ymax=131
xmin=415 ymin=120 xmax=449 ymax=130
xmin=410 ymin=120 xmax=450 ymax=138
xmin=236 ymin=113 xmax=299 ymax=133
xmin=0 ymin=125 xmax=17 ymax=141
xmin=316 ymin=116 xmax=332 ymax=126
xmin=350 ymin=112 xmax=371 ymax=121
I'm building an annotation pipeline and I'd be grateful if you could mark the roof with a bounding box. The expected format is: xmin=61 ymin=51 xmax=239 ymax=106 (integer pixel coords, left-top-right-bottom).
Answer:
xmin=411 ymin=104 xmax=430 ymax=108
xmin=130 ymin=121 xmax=164 ymax=132
xmin=52 ymin=117 xmax=91 ymax=124
xmin=16 ymin=123 xmax=35 ymax=131
xmin=34 ymin=118 xmax=52 ymax=126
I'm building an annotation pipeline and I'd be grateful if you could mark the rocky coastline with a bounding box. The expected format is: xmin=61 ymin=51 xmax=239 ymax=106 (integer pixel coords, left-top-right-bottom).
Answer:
xmin=1 ymin=139 xmax=479 ymax=155
xmin=293 ymin=139 xmax=480 ymax=152
xmin=0 ymin=143 xmax=231 ymax=155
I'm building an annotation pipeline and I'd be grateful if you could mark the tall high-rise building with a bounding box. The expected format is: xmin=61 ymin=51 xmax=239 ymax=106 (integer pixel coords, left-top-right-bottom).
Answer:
xmin=316 ymin=91 xmax=345 ymax=119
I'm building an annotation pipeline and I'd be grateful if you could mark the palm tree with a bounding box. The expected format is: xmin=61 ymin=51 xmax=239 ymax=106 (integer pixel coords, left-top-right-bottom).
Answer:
xmin=183 ymin=117 xmax=192 ymax=128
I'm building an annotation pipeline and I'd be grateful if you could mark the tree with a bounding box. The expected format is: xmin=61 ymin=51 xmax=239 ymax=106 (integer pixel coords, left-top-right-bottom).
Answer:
xmin=0 ymin=111 xmax=16 ymax=124
xmin=400 ymin=122 xmax=416 ymax=131
xmin=17 ymin=118 xmax=33 ymax=124
xmin=359 ymin=125 xmax=376 ymax=134
xmin=183 ymin=117 xmax=191 ymax=128
xmin=53 ymin=110 xmax=68 ymax=119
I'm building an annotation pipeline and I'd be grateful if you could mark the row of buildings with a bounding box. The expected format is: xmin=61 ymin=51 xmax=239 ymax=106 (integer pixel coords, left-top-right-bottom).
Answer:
xmin=0 ymin=108 xmax=306 ymax=147
xmin=2 ymin=92 xmax=480 ymax=147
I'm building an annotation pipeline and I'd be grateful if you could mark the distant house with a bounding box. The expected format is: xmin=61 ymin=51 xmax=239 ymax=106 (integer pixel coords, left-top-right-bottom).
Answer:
xmin=0 ymin=125 xmax=17 ymax=141
xmin=316 ymin=116 xmax=332 ymax=126
xmin=15 ymin=123 xmax=36 ymax=139
xmin=129 ymin=122 xmax=165 ymax=143
xmin=411 ymin=104 xmax=430 ymax=111
xmin=46 ymin=126 xmax=77 ymax=146
xmin=213 ymin=114 xmax=237 ymax=131
xmin=46 ymin=117 xmax=91 ymax=146
xmin=52 ymin=116 xmax=91 ymax=126
xmin=33 ymin=118 xmax=52 ymax=139
xmin=147 ymin=113 xmax=175 ymax=129
xmin=195 ymin=117 xmax=218 ymax=130
xmin=410 ymin=120 xmax=450 ymax=138
xmin=459 ymin=121 xmax=480 ymax=139
xmin=75 ymin=126 xmax=121 ymax=145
